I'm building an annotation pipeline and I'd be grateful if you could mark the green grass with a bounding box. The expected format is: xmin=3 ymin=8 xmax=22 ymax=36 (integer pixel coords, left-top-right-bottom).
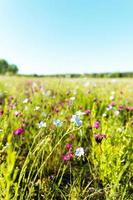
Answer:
xmin=0 ymin=76 xmax=132 ymax=200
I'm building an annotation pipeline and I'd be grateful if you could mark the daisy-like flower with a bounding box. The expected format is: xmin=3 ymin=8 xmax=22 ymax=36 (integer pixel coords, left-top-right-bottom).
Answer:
xmin=70 ymin=115 xmax=82 ymax=126
xmin=38 ymin=121 xmax=46 ymax=128
xmin=75 ymin=147 xmax=84 ymax=157
xmin=13 ymin=128 xmax=24 ymax=135
xmin=14 ymin=111 xmax=21 ymax=117
xmin=53 ymin=119 xmax=63 ymax=127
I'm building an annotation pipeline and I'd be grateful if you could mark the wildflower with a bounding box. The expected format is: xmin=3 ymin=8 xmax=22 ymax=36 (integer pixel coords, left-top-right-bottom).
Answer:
xmin=53 ymin=119 xmax=63 ymax=127
xmin=93 ymin=121 xmax=100 ymax=129
xmin=66 ymin=143 xmax=72 ymax=150
xmin=38 ymin=121 xmax=46 ymax=128
xmin=106 ymin=105 xmax=112 ymax=111
xmin=34 ymin=106 xmax=40 ymax=111
xmin=23 ymin=98 xmax=29 ymax=104
xmin=13 ymin=128 xmax=24 ymax=135
xmin=118 ymin=105 xmax=124 ymax=111
xmin=94 ymin=134 xmax=106 ymax=143
xmin=102 ymin=113 xmax=107 ymax=117
xmin=14 ymin=111 xmax=21 ymax=117
xmin=110 ymin=101 xmax=116 ymax=106
xmin=70 ymin=96 xmax=75 ymax=101
xmin=62 ymin=152 xmax=74 ymax=161
xmin=75 ymin=110 xmax=85 ymax=116
xmin=114 ymin=110 xmax=120 ymax=116
xmin=70 ymin=115 xmax=82 ymax=126
xmin=75 ymin=147 xmax=84 ymax=157
xmin=84 ymin=109 xmax=91 ymax=115
xmin=109 ymin=96 xmax=114 ymax=101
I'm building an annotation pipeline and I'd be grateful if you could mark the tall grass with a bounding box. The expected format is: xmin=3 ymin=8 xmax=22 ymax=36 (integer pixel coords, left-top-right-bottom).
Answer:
xmin=0 ymin=76 xmax=132 ymax=199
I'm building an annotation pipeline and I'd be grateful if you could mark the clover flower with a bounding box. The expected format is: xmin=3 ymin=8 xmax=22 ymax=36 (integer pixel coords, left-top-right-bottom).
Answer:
xmin=93 ymin=121 xmax=100 ymax=129
xmin=94 ymin=134 xmax=106 ymax=143
xmin=62 ymin=152 xmax=74 ymax=161
xmin=66 ymin=143 xmax=72 ymax=150
xmin=13 ymin=128 xmax=24 ymax=135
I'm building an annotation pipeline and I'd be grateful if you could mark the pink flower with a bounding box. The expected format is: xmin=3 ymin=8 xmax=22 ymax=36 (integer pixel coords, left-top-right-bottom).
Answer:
xmin=94 ymin=134 xmax=106 ymax=143
xmin=93 ymin=121 xmax=100 ymax=129
xmin=66 ymin=143 xmax=72 ymax=150
xmin=13 ymin=128 xmax=24 ymax=135
xmin=62 ymin=152 xmax=74 ymax=161
xmin=84 ymin=109 xmax=91 ymax=115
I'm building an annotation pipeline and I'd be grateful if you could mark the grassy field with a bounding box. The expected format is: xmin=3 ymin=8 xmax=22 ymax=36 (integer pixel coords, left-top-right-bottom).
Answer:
xmin=0 ymin=76 xmax=132 ymax=200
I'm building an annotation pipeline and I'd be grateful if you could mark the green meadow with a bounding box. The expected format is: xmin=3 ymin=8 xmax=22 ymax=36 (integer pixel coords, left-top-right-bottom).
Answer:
xmin=0 ymin=76 xmax=132 ymax=200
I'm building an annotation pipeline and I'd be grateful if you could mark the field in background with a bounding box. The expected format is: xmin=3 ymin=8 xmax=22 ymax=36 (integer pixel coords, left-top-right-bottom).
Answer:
xmin=0 ymin=76 xmax=132 ymax=200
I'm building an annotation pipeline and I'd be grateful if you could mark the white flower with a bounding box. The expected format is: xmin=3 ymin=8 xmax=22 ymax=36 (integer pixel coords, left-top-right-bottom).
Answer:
xmin=102 ymin=113 xmax=107 ymax=117
xmin=106 ymin=105 xmax=112 ymax=111
xmin=117 ymin=127 xmax=123 ymax=133
xmin=23 ymin=98 xmax=29 ymax=104
xmin=109 ymin=96 xmax=114 ymax=101
xmin=53 ymin=119 xmax=63 ymax=127
xmin=38 ymin=121 xmax=46 ymax=128
xmin=0 ymin=129 xmax=3 ymax=133
xmin=70 ymin=115 xmax=82 ymax=126
xmin=34 ymin=106 xmax=40 ymax=111
xmin=75 ymin=147 xmax=84 ymax=157
xmin=114 ymin=110 xmax=120 ymax=116
xmin=70 ymin=96 xmax=75 ymax=101
xmin=75 ymin=110 xmax=85 ymax=116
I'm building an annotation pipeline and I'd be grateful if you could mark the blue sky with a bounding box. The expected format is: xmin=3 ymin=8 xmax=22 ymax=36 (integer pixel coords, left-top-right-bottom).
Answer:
xmin=0 ymin=0 xmax=133 ymax=74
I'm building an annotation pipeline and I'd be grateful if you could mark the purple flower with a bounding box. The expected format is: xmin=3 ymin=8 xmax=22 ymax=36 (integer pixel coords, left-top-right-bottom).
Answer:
xmin=93 ymin=121 xmax=100 ymax=129
xmin=94 ymin=134 xmax=106 ymax=143
xmin=62 ymin=152 xmax=74 ymax=161
xmin=66 ymin=143 xmax=72 ymax=150
xmin=13 ymin=128 xmax=24 ymax=135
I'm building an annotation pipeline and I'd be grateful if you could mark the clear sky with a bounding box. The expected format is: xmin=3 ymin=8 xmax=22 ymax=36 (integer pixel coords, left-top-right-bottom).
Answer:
xmin=0 ymin=0 xmax=133 ymax=75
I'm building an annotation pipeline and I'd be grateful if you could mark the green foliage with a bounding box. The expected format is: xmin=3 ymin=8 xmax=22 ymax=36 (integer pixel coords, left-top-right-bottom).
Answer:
xmin=0 ymin=59 xmax=18 ymax=75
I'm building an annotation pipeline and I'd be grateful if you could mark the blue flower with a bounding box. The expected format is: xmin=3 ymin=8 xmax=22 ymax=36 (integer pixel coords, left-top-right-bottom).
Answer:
xmin=53 ymin=119 xmax=63 ymax=127
xmin=70 ymin=115 xmax=82 ymax=126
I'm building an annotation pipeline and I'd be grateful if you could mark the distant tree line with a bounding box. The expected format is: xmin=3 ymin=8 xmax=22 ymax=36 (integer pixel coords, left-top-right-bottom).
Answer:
xmin=25 ymin=72 xmax=133 ymax=78
xmin=0 ymin=59 xmax=18 ymax=75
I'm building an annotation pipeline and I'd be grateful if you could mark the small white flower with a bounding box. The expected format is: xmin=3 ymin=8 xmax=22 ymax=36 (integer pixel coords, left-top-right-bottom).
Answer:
xmin=117 ymin=127 xmax=123 ymax=133
xmin=34 ymin=106 xmax=40 ymax=111
xmin=102 ymin=113 xmax=107 ymax=117
xmin=75 ymin=110 xmax=85 ymax=116
xmin=70 ymin=96 xmax=75 ymax=101
xmin=106 ymin=105 xmax=112 ymax=111
xmin=53 ymin=119 xmax=63 ymax=127
xmin=38 ymin=121 xmax=46 ymax=128
xmin=109 ymin=96 xmax=114 ymax=101
xmin=75 ymin=147 xmax=84 ymax=157
xmin=114 ymin=110 xmax=120 ymax=116
xmin=23 ymin=98 xmax=29 ymax=104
